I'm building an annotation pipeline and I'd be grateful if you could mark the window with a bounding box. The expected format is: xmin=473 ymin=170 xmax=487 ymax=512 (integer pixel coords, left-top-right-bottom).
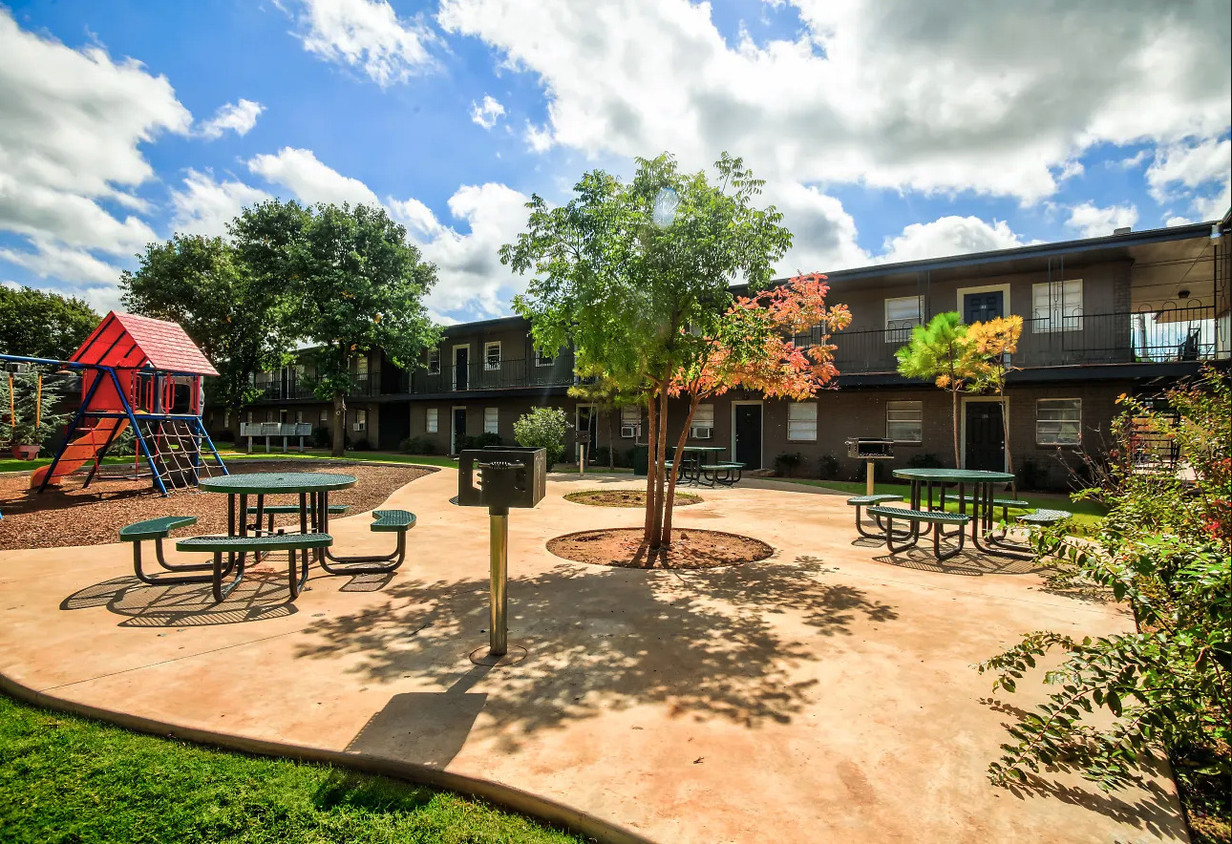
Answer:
xmin=1037 ymin=399 xmax=1081 ymax=446
xmin=886 ymin=401 xmax=923 ymax=443
xmin=787 ymin=402 xmax=818 ymax=441
xmin=319 ymin=409 xmax=328 ymax=425
xmin=1032 ymin=279 xmax=1083 ymax=333
xmin=691 ymin=404 xmax=714 ymax=439
xmin=534 ymin=345 xmax=555 ymax=367
xmin=485 ymin=341 xmax=502 ymax=371
xmin=885 ymin=296 xmax=924 ymax=342
xmin=265 ymin=410 xmax=274 ymax=422
xmin=352 ymin=408 xmax=367 ymax=432
xmin=224 ymin=410 xmax=231 ymax=428
xmin=484 ymin=407 xmax=499 ymax=434
xmin=295 ymin=410 xmax=304 ymax=424
xmin=356 ymin=354 xmax=369 ymax=377
xmin=427 ymin=348 xmax=440 ymax=374
xmin=426 ymin=407 xmax=438 ymax=433
xmin=620 ymin=405 xmax=640 ymax=438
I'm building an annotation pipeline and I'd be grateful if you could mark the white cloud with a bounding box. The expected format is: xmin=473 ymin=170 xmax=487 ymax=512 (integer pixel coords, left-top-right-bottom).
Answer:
xmin=170 ymin=169 xmax=272 ymax=237
xmin=248 ymin=147 xmax=380 ymax=206
xmin=1146 ymin=136 xmax=1231 ymax=220
xmin=393 ymin=182 xmax=534 ymax=318
xmin=0 ymin=239 xmax=121 ymax=285
xmin=438 ymin=0 xmax=1230 ymax=204
xmin=280 ymin=0 xmax=437 ymax=86
xmin=198 ymin=99 xmax=264 ymax=140
xmin=470 ymin=95 xmax=506 ymax=129
xmin=1066 ymin=201 xmax=1139 ymax=238
xmin=877 ymin=216 xmax=1025 ymax=264
xmin=0 ymin=8 xmax=191 ymax=298
xmin=1166 ymin=215 xmax=1194 ymax=227
xmin=772 ymin=182 xmax=868 ymax=275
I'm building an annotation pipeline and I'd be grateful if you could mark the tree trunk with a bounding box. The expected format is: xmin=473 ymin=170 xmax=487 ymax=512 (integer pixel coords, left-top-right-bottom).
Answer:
xmin=607 ymin=408 xmax=614 ymax=471
xmin=332 ymin=393 xmax=346 ymax=458
xmin=649 ymin=387 xmax=670 ymax=549
xmin=951 ymin=387 xmax=961 ymax=468
xmin=1001 ymin=389 xmax=1016 ymax=496
xmin=642 ymin=388 xmax=659 ymax=545
xmin=661 ymin=394 xmax=701 ymax=546
xmin=229 ymin=407 xmax=242 ymax=447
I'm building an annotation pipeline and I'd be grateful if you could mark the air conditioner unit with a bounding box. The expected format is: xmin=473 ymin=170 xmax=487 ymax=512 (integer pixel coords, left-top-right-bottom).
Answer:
xmin=691 ymin=426 xmax=713 ymax=440
xmin=620 ymin=425 xmax=638 ymax=438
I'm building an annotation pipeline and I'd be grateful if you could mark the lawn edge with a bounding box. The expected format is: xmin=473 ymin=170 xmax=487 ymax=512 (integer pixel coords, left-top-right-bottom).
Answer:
xmin=0 ymin=669 xmax=654 ymax=844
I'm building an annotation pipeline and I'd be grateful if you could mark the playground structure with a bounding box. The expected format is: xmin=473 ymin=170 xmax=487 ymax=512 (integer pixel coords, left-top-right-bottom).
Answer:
xmin=0 ymin=311 xmax=228 ymax=496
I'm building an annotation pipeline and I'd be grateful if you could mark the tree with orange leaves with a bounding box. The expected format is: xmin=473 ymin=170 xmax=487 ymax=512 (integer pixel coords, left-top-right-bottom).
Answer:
xmin=660 ymin=272 xmax=851 ymax=541
xmin=967 ymin=315 xmax=1023 ymax=482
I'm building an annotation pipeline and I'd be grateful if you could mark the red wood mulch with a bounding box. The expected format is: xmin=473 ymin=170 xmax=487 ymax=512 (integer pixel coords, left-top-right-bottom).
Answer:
xmin=547 ymin=527 xmax=773 ymax=569
xmin=0 ymin=460 xmax=433 ymax=551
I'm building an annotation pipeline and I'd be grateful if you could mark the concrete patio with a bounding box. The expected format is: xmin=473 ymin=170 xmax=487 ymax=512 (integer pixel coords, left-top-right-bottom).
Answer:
xmin=0 ymin=468 xmax=1187 ymax=843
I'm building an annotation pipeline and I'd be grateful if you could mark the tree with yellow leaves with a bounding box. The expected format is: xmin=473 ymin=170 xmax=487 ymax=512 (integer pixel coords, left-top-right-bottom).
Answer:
xmin=967 ymin=315 xmax=1024 ymax=483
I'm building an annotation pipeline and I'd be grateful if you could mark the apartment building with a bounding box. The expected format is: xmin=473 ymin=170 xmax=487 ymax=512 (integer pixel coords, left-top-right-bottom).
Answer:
xmin=225 ymin=214 xmax=1231 ymax=488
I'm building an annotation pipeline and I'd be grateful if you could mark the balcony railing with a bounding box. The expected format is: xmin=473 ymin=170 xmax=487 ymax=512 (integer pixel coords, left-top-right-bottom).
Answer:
xmin=409 ymin=358 xmax=574 ymax=394
xmin=830 ymin=306 xmax=1226 ymax=376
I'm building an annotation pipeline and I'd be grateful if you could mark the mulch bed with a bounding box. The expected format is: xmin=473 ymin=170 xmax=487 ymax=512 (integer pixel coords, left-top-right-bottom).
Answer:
xmin=0 ymin=460 xmax=433 ymax=550
xmin=563 ymin=489 xmax=701 ymax=508
xmin=547 ymin=527 xmax=772 ymax=569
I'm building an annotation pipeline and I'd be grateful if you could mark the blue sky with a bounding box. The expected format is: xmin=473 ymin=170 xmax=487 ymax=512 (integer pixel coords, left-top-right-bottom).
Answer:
xmin=2 ymin=0 xmax=1229 ymax=324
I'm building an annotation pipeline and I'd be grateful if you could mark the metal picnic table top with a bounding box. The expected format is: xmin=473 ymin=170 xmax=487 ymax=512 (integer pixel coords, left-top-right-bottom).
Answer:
xmin=893 ymin=467 xmax=1015 ymax=483
xmin=197 ymin=471 xmax=358 ymax=494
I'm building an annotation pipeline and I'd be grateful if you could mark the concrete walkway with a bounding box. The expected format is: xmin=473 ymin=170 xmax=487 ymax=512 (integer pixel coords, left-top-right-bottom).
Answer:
xmin=0 ymin=469 xmax=1187 ymax=843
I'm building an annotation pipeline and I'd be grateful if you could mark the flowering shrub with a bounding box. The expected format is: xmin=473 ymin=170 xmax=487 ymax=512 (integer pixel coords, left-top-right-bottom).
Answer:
xmin=977 ymin=368 xmax=1230 ymax=802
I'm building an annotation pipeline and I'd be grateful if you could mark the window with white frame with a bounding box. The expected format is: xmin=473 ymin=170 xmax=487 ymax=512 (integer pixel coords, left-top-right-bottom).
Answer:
xmin=787 ymin=402 xmax=818 ymax=441
xmin=356 ymin=354 xmax=369 ymax=377
xmin=691 ymin=404 xmax=715 ymax=439
xmin=319 ymin=409 xmax=327 ymax=425
xmin=1036 ymin=398 xmax=1081 ymax=445
xmin=224 ymin=410 xmax=231 ymax=428
xmin=427 ymin=348 xmax=440 ymax=374
xmin=1032 ymin=279 xmax=1083 ymax=333
xmin=620 ymin=405 xmax=640 ymax=438
xmin=426 ymin=407 xmax=438 ymax=433
xmin=533 ymin=341 xmax=555 ymax=367
xmin=886 ymin=400 xmax=923 ymax=442
xmin=885 ymin=296 xmax=924 ymax=342
xmin=484 ymin=406 xmax=499 ymax=434
xmin=484 ymin=341 xmax=502 ymax=371
xmin=352 ymin=408 xmax=367 ymax=432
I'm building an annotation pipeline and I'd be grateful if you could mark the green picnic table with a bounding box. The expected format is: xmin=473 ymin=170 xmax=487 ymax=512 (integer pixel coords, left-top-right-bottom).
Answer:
xmin=892 ymin=467 xmax=1029 ymax=559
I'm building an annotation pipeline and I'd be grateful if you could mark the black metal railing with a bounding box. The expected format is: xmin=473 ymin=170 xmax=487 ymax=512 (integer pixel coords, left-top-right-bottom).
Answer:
xmin=410 ymin=358 xmax=574 ymax=394
xmin=829 ymin=306 xmax=1226 ymax=376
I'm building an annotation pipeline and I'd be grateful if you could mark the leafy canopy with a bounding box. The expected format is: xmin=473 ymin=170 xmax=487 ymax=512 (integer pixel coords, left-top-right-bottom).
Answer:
xmin=0 ymin=286 xmax=99 ymax=361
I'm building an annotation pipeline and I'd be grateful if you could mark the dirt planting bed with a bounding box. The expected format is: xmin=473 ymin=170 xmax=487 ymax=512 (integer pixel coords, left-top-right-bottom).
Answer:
xmin=563 ymin=489 xmax=701 ymax=508
xmin=0 ymin=460 xmax=433 ymax=551
xmin=547 ymin=527 xmax=773 ymax=569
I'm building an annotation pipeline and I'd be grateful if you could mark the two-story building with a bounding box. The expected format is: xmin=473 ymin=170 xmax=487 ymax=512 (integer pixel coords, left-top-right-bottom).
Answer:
xmin=224 ymin=214 xmax=1230 ymax=489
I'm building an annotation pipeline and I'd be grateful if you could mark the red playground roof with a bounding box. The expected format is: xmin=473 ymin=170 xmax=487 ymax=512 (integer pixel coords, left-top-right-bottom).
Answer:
xmin=71 ymin=311 xmax=219 ymax=376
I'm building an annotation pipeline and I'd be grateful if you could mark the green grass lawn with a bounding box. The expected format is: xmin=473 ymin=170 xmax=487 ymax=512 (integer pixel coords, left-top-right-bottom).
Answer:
xmin=776 ymin=477 xmax=1107 ymax=531
xmin=0 ymin=692 xmax=584 ymax=844
xmin=215 ymin=447 xmax=634 ymax=474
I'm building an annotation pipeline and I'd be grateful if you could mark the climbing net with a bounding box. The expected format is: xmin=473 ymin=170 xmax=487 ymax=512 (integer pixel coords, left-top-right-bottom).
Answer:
xmin=132 ymin=417 xmax=226 ymax=490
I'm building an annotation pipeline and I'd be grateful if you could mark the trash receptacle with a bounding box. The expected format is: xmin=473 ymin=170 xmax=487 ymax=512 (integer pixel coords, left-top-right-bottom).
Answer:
xmin=633 ymin=443 xmax=648 ymax=477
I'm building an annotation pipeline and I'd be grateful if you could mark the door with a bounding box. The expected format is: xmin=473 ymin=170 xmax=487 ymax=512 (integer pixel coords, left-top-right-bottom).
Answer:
xmin=733 ymin=404 xmax=762 ymax=469
xmin=964 ymin=402 xmax=1005 ymax=471
xmin=378 ymin=403 xmax=410 ymax=450
xmin=575 ymin=404 xmax=598 ymax=460
xmin=963 ymin=290 xmax=1004 ymax=323
xmin=452 ymin=407 xmax=467 ymax=454
xmin=454 ymin=346 xmax=469 ymax=391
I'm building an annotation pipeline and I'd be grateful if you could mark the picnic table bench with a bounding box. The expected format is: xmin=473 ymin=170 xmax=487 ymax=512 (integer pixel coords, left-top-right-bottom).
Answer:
xmin=700 ymin=461 xmax=745 ymax=487
xmin=176 ymin=532 xmax=332 ymax=602
xmin=846 ymin=494 xmax=904 ymax=538
xmin=866 ymin=505 xmax=971 ymax=561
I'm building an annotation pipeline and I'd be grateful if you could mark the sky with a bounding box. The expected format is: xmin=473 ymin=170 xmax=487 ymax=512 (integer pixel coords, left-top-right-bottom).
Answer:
xmin=1 ymin=0 xmax=1229 ymax=325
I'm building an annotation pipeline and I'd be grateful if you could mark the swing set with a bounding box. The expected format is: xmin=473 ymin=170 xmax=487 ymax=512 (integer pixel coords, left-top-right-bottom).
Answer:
xmin=0 ymin=310 xmax=228 ymax=497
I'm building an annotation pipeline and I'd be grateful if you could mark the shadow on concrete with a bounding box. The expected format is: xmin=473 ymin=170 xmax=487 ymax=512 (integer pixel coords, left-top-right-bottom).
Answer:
xmin=295 ymin=554 xmax=898 ymax=749
xmin=871 ymin=548 xmax=1045 ymax=577
xmin=60 ymin=572 xmax=299 ymax=626
xmin=346 ymin=666 xmax=492 ymax=768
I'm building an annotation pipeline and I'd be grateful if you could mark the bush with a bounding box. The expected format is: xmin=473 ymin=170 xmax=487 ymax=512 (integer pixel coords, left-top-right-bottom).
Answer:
xmin=773 ymin=451 xmax=804 ymax=477
xmin=351 ymin=438 xmax=370 ymax=451
xmin=398 ymin=436 xmax=437 ymax=455
xmin=978 ymin=368 xmax=1230 ymax=799
xmin=311 ymin=426 xmax=331 ymax=448
xmin=512 ymin=407 xmax=569 ymax=466
xmin=906 ymin=452 xmax=944 ymax=469
xmin=455 ymin=433 xmax=501 ymax=452
xmin=816 ymin=452 xmax=840 ymax=480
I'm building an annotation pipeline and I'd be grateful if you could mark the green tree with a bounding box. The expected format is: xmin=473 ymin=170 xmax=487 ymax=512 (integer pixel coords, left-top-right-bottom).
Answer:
xmin=502 ymin=152 xmax=792 ymax=549
xmin=120 ymin=233 xmax=290 ymax=440
xmin=280 ymin=202 xmax=440 ymax=457
xmin=0 ymin=370 xmax=71 ymax=453
xmin=512 ymin=406 xmax=570 ymax=466
xmin=0 ymin=286 xmax=99 ymax=361
xmin=967 ymin=315 xmax=1023 ymax=485
xmin=568 ymin=363 xmax=641 ymax=470
xmin=895 ymin=311 xmax=979 ymax=467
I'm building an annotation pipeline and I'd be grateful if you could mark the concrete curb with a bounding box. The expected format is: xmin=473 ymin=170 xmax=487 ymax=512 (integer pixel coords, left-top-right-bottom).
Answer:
xmin=0 ymin=671 xmax=657 ymax=844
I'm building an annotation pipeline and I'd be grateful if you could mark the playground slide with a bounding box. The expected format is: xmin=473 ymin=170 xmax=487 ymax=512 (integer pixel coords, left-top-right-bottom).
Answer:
xmin=29 ymin=417 xmax=128 ymax=488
